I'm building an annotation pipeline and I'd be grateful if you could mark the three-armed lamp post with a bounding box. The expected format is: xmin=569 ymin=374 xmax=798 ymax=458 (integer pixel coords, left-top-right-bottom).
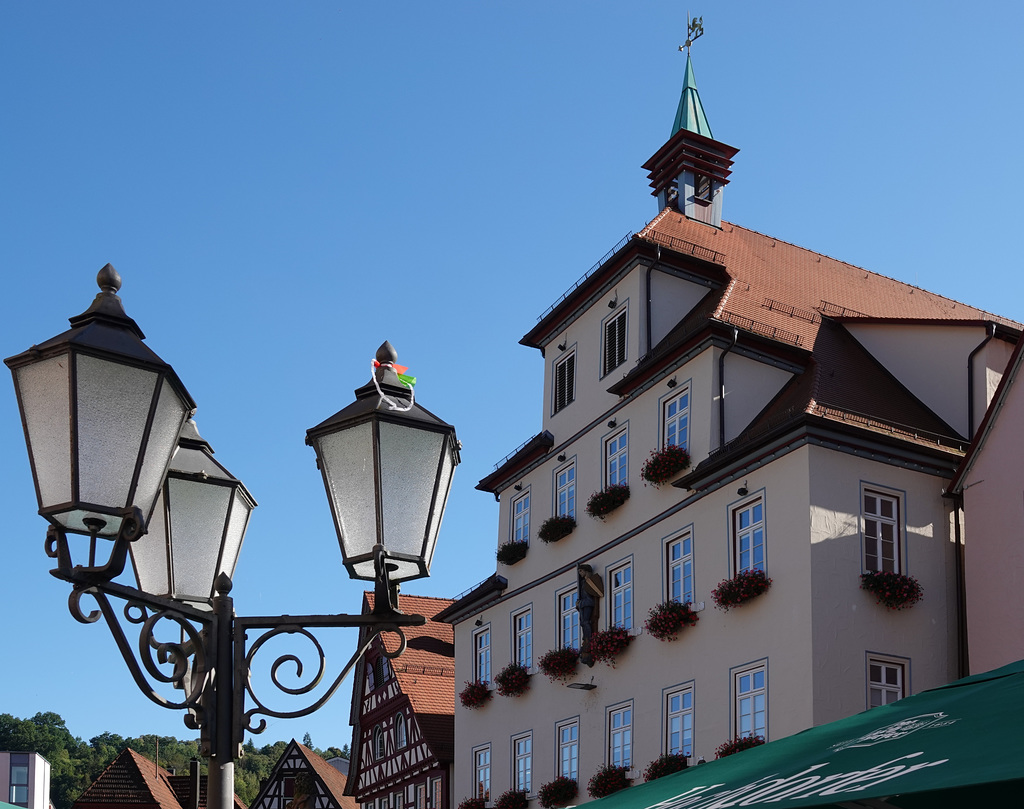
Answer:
xmin=5 ymin=265 xmax=460 ymax=809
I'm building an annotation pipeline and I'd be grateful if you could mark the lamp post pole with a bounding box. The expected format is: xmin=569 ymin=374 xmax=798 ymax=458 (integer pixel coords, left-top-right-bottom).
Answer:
xmin=6 ymin=266 xmax=460 ymax=809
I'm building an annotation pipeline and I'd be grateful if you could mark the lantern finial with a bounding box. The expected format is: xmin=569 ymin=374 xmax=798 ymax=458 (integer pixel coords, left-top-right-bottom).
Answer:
xmin=376 ymin=341 xmax=398 ymax=366
xmin=97 ymin=263 xmax=122 ymax=294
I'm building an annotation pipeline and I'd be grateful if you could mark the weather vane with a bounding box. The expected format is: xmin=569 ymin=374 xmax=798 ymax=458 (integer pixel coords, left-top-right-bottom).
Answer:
xmin=679 ymin=13 xmax=704 ymax=55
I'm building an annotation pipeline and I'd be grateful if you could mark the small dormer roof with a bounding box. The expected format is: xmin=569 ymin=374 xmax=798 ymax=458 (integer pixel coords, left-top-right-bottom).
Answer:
xmin=671 ymin=53 xmax=713 ymax=138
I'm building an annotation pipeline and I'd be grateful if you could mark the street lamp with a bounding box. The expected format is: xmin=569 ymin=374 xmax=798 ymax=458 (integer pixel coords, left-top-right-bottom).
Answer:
xmin=5 ymin=266 xmax=460 ymax=809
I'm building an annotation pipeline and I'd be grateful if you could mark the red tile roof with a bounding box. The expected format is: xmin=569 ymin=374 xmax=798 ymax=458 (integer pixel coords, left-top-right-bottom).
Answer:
xmin=357 ymin=593 xmax=455 ymax=763
xmin=295 ymin=743 xmax=357 ymax=809
xmin=519 ymin=207 xmax=1021 ymax=490
xmin=73 ymin=749 xmax=245 ymax=809
xmin=363 ymin=593 xmax=455 ymax=716
xmin=640 ymin=210 xmax=1020 ymax=342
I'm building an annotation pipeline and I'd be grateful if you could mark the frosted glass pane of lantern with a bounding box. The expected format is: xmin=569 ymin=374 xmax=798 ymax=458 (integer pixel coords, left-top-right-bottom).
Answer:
xmin=132 ymin=489 xmax=172 ymax=596
xmin=350 ymin=558 xmax=377 ymax=580
xmin=133 ymin=378 xmax=190 ymax=525
xmin=386 ymin=558 xmax=423 ymax=581
xmin=167 ymin=477 xmax=231 ymax=602
xmin=317 ymin=422 xmax=378 ymax=560
xmin=76 ymin=355 xmax=158 ymax=511
xmin=15 ymin=354 xmax=72 ymax=509
xmin=422 ymin=440 xmax=456 ymax=572
xmin=66 ymin=510 xmax=123 ymax=538
xmin=378 ymin=421 xmax=445 ymax=560
xmin=218 ymin=489 xmax=253 ymax=580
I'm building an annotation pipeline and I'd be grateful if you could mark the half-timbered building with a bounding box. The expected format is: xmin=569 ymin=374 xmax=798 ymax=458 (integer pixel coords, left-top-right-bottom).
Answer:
xmin=249 ymin=741 xmax=355 ymax=809
xmin=345 ymin=594 xmax=454 ymax=809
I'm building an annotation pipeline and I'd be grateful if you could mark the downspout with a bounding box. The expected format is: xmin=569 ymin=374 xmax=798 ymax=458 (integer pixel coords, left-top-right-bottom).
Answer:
xmin=966 ymin=322 xmax=996 ymax=438
xmin=719 ymin=326 xmax=739 ymax=448
xmin=952 ymin=497 xmax=969 ymax=678
xmin=646 ymin=246 xmax=660 ymax=354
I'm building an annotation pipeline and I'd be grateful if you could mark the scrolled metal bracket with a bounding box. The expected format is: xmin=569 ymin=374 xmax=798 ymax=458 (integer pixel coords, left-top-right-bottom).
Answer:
xmin=49 ymin=536 xmax=426 ymax=745
xmin=65 ymin=580 xmax=213 ymax=722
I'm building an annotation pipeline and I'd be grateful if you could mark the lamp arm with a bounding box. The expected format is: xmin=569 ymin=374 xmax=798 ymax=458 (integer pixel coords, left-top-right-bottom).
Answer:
xmin=234 ymin=611 xmax=423 ymax=737
xmin=68 ymin=584 xmax=211 ymax=724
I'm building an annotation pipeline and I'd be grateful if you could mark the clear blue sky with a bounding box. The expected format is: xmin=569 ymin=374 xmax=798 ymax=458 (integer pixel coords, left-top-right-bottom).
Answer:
xmin=2 ymin=1 xmax=1022 ymax=752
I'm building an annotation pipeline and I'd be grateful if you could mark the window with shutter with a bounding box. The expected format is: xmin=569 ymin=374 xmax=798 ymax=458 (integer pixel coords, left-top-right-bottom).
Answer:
xmin=604 ymin=310 xmax=627 ymax=375
xmin=554 ymin=351 xmax=575 ymax=412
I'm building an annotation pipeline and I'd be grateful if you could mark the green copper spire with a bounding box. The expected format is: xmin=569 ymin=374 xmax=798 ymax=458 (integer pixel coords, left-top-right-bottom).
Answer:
xmin=671 ymin=53 xmax=713 ymax=138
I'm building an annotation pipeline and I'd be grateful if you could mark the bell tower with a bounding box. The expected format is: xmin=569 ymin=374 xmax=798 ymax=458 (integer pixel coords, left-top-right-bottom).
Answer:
xmin=642 ymin=17 xmax=738 ymax=227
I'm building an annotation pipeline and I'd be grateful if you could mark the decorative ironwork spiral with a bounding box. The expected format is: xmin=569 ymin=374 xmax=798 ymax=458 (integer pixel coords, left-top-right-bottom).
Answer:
xmin=67 ymin=586 xmax=209 ymax=723
xmin=240 ymin=623 xmax=407 ymax=734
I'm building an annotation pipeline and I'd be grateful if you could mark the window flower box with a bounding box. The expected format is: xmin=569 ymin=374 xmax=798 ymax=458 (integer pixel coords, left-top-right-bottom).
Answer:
xmin=587 ymin=765 xmax=631 ymax=799
xmin=715 ymin=735 xmax=765 ymax=759
xmin=458 ymin=799 xmax=485 ymax=809
xmin=588 ymin=626 xmax=632 ymax=666
xmin=459 ymin=680 xmax=492 ymax=709
xmin=496 ymin=540 xmax=528 ymax=566
xmin=494 ymin=662 xmax=531 ymax=697
xmin=644 ymin=600 xmax=699 ymax=641
xmin=585 ymin=484 xmax=630 ymax=520
xmin=538 ymin=647 xmax=579 ymax=682
xmin=711 ymin=569 xmax=772 ymax=611
xmin=640 ymin=445 xmax=691 ymax=486
xmin=860 ymin=571 xmax=923 ymax=610
xmin=642 ymin=753 xmax=688 ymax=782
xmin=494 ymin=791 xmax=528 ymax=809
xmin=538 ymin=515 xmax=576 ymax=543
xmin=537 ymin=777 xmax=577 ymax=809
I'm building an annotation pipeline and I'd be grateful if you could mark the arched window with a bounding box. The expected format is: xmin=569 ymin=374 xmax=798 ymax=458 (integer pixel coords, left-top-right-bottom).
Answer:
xmin=395 ymin=712 xmax=407 ymax=749
xmin=373 ymin=725 xmax=386 ymax=760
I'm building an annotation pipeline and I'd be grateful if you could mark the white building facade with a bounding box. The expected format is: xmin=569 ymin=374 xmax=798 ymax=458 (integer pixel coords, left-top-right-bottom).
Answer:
xmin=1 ymin=751 xmax=50 ymax=809
xmin=436 ymin=55 xmax=1020 ymax=806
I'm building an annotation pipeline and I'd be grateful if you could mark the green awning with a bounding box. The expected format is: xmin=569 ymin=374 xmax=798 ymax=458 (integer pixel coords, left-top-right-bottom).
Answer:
xmin=588 ymin=659 xmax=1024 ymax=809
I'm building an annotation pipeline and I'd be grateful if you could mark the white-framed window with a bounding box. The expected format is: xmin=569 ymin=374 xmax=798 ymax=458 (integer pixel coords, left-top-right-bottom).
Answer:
xmin=605 ymin=428 xmax=628 ymax=488
xmin=609 ymin=562 xmax=633 ymax=630
xmin=733 ymin=497 xmax=765 ymax=573
xmin=863 ymin=488 xmax=901 ymax=573
xmin=513 ymin=733 xmax=533 ymax=794
xmin=556 ymin=718 xmax=579 ymax=781
xmin=373 ymin=724 xmax=386 ymax=760
xmin=392 ymin=791 xmax=403 ymax=809
xmin=554 ymin=351 xmax=576 ymax=413
xmin=663 ymin=387 xmax=690 ymax=450
xmin=607 ymin=702 xmax=633 ymax=768
xmin=558 ymin=588 xmax=580 ymax=649
xmin=512 ymin=490 xmax=531 ymax=545
xmin=415 ymin=785 xmax=426 ymax=809
xmin=556 ymin=462 xmax=576 ymax=518
xmin=474 ymin=626 xmax=491 ymax=683
xmin=473 ymin=745 xmax=491 ymax=801
xmin=603 ymin=307 xmax=627 ymax=376
xmin=868 ymin=656 xmax=906 ymax=708
xmin=666 ymin=532 xmax=694 ymax=605
xmin=665 ymin=686 xmax=694 ymax=756
xmin=430 ymin=778 xmax=442 ymax=809
xmin=734 ymin=663 xmax=767 ymax=740
xmin=513 ymin=607 xmax=533 ymax=669
xmin=395 ymin=712 xmax=407 ymax=749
